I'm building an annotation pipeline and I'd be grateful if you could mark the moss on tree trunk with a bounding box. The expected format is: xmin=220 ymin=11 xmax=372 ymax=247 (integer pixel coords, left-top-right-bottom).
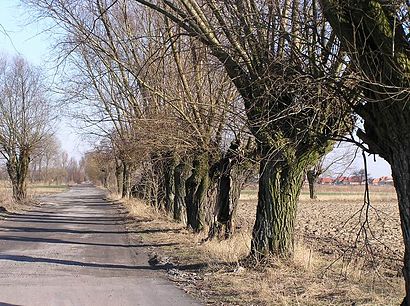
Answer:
xmin=185 ymin=153 xmax=209 ymax=232
xmin=251 ymin=147 xmax=322 ymax=259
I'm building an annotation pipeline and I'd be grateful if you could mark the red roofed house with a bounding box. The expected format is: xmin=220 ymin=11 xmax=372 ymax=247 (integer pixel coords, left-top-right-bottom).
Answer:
xmin=373 ymin=176 xmax=394 ymax=185
xmin=318 ymin=177 xmax=335 ymax=185
xmin=334 ymin=176 xmax=349 ymax=185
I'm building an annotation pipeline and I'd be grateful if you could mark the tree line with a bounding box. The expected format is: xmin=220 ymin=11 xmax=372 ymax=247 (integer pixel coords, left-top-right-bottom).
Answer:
xmin=0 ymin=55 xmax=84 ymax=198
xmin=24 ymin=1 xmax=410 ymax=304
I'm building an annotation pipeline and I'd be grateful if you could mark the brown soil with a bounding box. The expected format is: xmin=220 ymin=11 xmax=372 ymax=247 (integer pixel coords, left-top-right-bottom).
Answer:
xmin=121 ymin=184 xmax=404 ymax=305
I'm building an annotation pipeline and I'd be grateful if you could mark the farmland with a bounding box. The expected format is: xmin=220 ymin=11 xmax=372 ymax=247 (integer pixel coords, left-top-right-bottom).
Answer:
xmin=122 ymin=184 xmax=404 ymax=305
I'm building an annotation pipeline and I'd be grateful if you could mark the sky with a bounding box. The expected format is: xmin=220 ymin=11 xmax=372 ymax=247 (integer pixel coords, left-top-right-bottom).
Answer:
xmin=0 ymin=0 xmax=87 ymax=160
xmin=0 ymin=0 xmax=393 ymax=177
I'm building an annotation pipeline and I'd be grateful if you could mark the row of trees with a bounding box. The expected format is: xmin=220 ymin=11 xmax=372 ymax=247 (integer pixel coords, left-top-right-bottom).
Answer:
xmin=29 ymin=136 xmax=86 ymax=184
xmin=26 ymin=0 xmax=410 ymax=303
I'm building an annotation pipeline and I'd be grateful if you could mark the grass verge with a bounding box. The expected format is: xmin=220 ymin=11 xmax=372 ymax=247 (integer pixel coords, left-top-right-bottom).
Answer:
xmin=117 ymin=195 xmax=404 ymax=306
xmin=0 ymin=182 xmax=68 ymax=214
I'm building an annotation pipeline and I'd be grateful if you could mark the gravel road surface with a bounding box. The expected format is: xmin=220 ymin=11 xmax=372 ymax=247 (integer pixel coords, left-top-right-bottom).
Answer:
xmin=0 ymin=185 xmax=200 ymax=306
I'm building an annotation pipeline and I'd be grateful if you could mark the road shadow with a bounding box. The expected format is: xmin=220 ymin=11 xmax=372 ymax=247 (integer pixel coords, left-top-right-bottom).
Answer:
xmin=1 ymin=219 xmax=120 ymax=226
xmin=0 ymin=254 xmax=207 ymax=272
xmin=0 ymin=226 xmax=141 ymax=235
xmin=0 ymin=236 xmax=178 ymax=248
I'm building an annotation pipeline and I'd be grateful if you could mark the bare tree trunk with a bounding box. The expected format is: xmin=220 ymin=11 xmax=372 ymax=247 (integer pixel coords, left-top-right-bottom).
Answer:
xmin=115 ymin=159 xmax=123 ymax=195
xmin=6 ymin=152 xmax=30 ymax=202
xmin=208 ymin=140 xmax=253 ymax=239
xmin=150 ymin=172 xmax=162 ymax=209
xmin=319 ymin=2 xmax=410 ymax=302
xmin=31 ymin=161 xmax=37 ymax=183
xmin=307 ymin=170 xmax=317 ymax=199
xmin=164 ymin=153 xmax=176 ymax=215
xmin=122 ymin=162 xmax=131 ymax=198
xmin=390 ymin=151 xmax=410 ymax=306
xmin=250 ymin=155 xmax=309 ymax=259
xmin=102 ymin=171 xmax=108 ymax=188
xmin=174 ymin=161 xmax=190 ymax=225
xmin=208 ymin=160 xmax=243 ymax=239
xmin=185 ymin=154 xmax=209 ymax=232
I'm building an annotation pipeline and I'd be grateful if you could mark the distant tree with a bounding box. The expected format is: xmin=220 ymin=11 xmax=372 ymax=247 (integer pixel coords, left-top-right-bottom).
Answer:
xmin=30 ymin=134 xmax=61 ymax=183
xmin=351 ymin=169 xmax=366 ymax=185
xmin=307 ymin=143 xmax=358 ymax=199
xmin=0 ymin=56 xmax=54 ymax=201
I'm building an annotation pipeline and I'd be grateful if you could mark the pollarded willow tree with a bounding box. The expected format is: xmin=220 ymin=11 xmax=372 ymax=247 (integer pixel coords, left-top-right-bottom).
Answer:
xmin=0 ymin=56 xmax=54 ymax=201
xmin=26 ymin=0 xmax=354 ymax=257
xmin=319 ymin=1 xmax=410 ymax=304
xmin=130 ymin=0 xmax=354 ymax=258
xmin=26 ymin=0 xmax=250 ymax=233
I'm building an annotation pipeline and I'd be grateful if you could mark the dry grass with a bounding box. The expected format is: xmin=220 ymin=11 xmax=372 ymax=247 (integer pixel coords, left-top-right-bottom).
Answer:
xmin=0 ymin=180 xmax=67 ymax=213
xmin=28 ymin=184 xmax=68 ymax=196
xmin=118 ymin=185 xmax=404 ymax=305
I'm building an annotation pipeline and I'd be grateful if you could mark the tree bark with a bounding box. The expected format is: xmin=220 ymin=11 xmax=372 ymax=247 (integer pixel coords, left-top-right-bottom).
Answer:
xmin=122 ymin=162 xmax=131 ymax=198
xmin=390 ymin=153 xmax=410 ymax=306
xmin=174 ymin=161 xmax=190 ymax=225
xmin=115 ymin=159 xmax=123 ymax=195
xmin=251 ymin=158 xmax=301 ymax=258
xmin=320 ymin=1 xmax=410 ymax=302
xmin=208 ymin=159 xmax=243 ymax=239
xmin=307 ymin=170 xmax=317 ymax=199
xmin=250 ymin=151 xmax=316 ymax=259
xmin=185 ymin=153 xmax=209 ymax=232
xmin=164 ymin=154 xmax=176 ymax=215
xmin=6 ymin=152 xmax=30 ymax=202
xmin=208 ymin=140 xmax=254 ymax=240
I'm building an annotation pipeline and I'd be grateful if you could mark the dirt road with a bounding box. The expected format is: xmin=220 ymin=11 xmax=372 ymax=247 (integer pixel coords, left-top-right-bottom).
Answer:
xmin=0 ymin=185 xmax=200 ymax=306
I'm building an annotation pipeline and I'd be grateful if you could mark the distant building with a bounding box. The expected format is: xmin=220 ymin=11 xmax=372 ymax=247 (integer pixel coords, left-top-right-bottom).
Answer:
xmin=348 ymin=175 xmax=364 ymax=185
xmin=318 ymin=177 xmax=335 ymax=185
xmin=334 ymin=176 xmax=349 ymax=185
xmin=317 ymin=175 xmax=393 ymax=186
xmin=372 ymin=176 xmax=394 ymax=186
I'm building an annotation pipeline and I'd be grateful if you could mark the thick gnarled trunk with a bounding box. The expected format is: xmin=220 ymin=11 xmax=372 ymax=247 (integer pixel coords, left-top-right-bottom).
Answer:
xmin=390 ymin=149 xmax=410 ymax=306
xmin=208 ymin=163 xmax=242 ymax=239
xmin=185 ymin=154 xmax=209 ymax=232
xmin=6 ymin=153 xmax=30 ymax=202
xmin=208 ymin=153 xmax=252 ymax=239
xmin=251 ymin=157 xmax=306 ymax=259
xmin=320 ymin=2 xmax=410 ymax=302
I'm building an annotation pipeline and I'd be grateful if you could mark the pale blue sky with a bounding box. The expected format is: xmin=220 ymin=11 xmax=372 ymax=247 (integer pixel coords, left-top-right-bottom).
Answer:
xmin=0 ymin=0 xmax=87 ymax=160
xmin=0 ymin=0 xmax=392 ymax=177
